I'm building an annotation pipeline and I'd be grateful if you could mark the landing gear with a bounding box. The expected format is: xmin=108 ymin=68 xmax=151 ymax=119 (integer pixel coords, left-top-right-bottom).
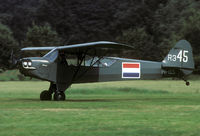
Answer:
xmin=39 ymin=82 xmax=67 ymax=101
xmin=53 ymin=92 xmax=66 ymax=101
xmin=183 ymin=77 xmax=190 ymax=86
xmin=164 ymin=69 xmax=191 ymax=86
xmin=186 ymin=81 xmax=190 ymax=86
xmin=40 ymin=90 xmax=66 ymax=101
xmin=40 ymin=90 xmax=52 ymax=101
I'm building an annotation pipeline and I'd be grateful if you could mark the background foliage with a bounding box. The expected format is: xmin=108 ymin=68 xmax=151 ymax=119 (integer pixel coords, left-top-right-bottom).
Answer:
xmin=0 ymin=0 xmax=199 ymax=71
xmin=0 ymin=23 xmax=17 ymax=69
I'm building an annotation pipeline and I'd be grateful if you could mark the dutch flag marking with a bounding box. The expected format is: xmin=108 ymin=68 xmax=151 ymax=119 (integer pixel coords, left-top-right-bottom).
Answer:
xmin=122 ymin=62 xmax=141 ymax=79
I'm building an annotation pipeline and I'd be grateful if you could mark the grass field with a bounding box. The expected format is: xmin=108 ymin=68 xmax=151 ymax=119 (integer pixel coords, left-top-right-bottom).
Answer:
xmin=0 ymin=80 xmax=200 ymax=136
xmin=0 ymin=70 xmax=37 ymax=81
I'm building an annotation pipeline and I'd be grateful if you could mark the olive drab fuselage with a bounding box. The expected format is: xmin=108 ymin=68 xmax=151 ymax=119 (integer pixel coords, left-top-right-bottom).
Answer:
xmin=20 ymin=57 xmax=163 ymax=84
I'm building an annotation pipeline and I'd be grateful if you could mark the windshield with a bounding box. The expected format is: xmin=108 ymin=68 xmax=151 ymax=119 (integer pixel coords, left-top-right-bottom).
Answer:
xmin=43 ymin=49 xmax=58 ymax=62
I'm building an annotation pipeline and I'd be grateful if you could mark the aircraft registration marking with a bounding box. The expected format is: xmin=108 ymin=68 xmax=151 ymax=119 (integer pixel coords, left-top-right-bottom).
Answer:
xmin=168 ymin=50 xmax=188 ymax=62
xmin=122 ymin=62 xmax=140 ymax=79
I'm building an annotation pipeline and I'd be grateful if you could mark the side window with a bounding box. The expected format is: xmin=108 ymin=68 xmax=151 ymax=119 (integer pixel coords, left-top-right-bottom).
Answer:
xmin=84 ymin=57 xmax=116 ymax=67
xmin=100 ymin=58 xmax=116 ymax=67
xmin=65 ymin=54 xmax=78 ymax=66
xmin=65 ymin=55 xmax=117 ymax=67
xmin=84 ymin=57 xmax=99 ymax=66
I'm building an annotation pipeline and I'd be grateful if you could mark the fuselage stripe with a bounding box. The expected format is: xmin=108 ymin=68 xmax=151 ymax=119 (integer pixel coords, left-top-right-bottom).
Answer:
xmin=123 ymin=63 xmax=140 ymax=68
xmin=123 ymin=73 xmax=140 ymax=77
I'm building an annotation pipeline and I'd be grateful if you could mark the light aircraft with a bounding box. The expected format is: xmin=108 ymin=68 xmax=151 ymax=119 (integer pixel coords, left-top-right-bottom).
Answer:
xmin=19 ymin=40 xmax=194 ymax=101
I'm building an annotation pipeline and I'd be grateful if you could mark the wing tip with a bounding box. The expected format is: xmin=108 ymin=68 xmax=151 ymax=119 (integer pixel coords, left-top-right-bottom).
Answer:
xmin=21 ymin=47 xmax=56 ymax=51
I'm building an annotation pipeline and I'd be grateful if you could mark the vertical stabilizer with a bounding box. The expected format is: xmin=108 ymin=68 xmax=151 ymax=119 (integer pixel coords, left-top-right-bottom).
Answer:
xmin=162 ymin=40 xmax=194 ymax=76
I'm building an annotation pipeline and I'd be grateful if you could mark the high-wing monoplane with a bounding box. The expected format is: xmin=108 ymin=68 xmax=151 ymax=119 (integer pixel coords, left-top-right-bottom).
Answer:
xmin=19 ymin=40 xmax=194 ymax=101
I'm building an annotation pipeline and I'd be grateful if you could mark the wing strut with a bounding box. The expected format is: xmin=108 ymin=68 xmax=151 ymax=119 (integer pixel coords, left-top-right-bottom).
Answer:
xmin=70 ymin=48 xmax=108 ymax=83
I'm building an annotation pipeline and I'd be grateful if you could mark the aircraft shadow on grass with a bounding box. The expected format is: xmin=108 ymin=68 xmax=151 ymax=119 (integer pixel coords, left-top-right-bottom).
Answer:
xmin=5 ymin=96 xmax=196 ymax=103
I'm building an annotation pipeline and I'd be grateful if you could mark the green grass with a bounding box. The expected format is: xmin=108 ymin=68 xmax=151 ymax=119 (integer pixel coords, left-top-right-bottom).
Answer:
xmin=0 ymin=70 xmax=20 ymax=81
xmin=0 ymin=80 xmax=200 ymax=136
xmin=0 ymin=70 xmax=38 ymax=81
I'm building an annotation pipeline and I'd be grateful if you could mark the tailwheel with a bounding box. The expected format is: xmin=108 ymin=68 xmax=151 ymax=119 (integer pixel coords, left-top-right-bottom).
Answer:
xmin=53 ymin=92 xmax=66 ymax=101
xmin=40 ymin=90 xmax=52 ymax=101
xmin=186 ymin=81 xmax=190 ymax=86
xmin=182 ymin=77 xmax=190 ymax=86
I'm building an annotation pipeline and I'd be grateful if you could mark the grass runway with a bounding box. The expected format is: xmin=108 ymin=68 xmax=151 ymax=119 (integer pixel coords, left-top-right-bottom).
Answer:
xmin=0 ymin=80 xmax=200 ymax=136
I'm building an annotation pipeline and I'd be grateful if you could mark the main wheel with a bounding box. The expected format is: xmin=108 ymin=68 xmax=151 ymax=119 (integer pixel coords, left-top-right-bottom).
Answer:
xmin=54 ymin=92 xmax=66 ymax=101
xmin=40 ymin=90 xmax=52 ymax=101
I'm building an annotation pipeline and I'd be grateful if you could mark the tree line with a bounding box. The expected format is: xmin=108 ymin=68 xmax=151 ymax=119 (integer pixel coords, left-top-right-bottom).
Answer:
xmin=0 ymin=0 xmax=200 ymax=73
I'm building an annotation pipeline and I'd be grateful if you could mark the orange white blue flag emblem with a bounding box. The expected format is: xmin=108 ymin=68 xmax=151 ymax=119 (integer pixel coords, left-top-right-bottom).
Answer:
xmin=122 ymin=62 xmax=140 ymax=78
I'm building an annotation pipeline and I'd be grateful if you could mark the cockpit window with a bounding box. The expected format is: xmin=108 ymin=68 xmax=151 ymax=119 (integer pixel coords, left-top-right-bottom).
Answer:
xmin=85 ymin=57 xmax=116 ymax=67
xmin=59 ymin=54 xmax=117 ymax=67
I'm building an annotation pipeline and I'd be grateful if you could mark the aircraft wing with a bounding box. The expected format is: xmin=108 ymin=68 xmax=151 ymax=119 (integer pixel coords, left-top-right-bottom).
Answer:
xmin=21 ymin=41 xmax=134 ymax=57
xmin=21 ymin=41 xmax=133 ymax=51
xmin=57 ymin=41 xmax=132 ymax=50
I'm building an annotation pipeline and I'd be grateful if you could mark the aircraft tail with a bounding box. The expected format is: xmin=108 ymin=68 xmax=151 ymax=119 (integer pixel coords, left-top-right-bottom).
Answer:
xmin=162 ymin=40 xmax=194 ymax=85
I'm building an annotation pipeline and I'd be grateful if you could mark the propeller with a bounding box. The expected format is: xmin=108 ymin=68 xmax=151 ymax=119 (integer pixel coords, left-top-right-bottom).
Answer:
xmin=9 ymin=49 xmax=21 ymax=69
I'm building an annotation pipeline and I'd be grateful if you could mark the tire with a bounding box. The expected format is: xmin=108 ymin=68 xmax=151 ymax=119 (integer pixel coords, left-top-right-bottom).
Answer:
xmin=53 ymin=92 xmax=66 ymax=101
xmin=186 ymin=81 xmax=190 ymax=86
xmin=40 ymin=90 xmax=52 ymax=101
